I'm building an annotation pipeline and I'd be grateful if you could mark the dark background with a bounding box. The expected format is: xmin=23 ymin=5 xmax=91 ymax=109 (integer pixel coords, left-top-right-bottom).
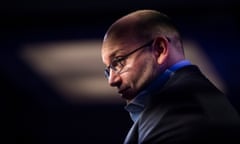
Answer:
xmin=1 ymin=0 xmax=240 ymax=144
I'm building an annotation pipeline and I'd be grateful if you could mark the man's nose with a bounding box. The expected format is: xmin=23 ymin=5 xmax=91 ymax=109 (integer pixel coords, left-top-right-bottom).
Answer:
xmin=108 ymin=70 xmax=121 ymax=87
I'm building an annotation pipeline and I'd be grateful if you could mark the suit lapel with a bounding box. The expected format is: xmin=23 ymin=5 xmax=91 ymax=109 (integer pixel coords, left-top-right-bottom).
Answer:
xmin=124 ymin=118 xmax=139 ymax=144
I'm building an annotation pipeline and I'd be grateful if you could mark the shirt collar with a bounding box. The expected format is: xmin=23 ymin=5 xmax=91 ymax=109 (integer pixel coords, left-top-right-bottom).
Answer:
xmin=125 ymin=60 xmax=192 ymax=122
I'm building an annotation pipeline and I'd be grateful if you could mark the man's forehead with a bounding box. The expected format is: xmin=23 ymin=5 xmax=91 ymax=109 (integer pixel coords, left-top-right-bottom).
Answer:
xmin=102 ymin=41 xmax=125 ymax=58
xmin=102 ymin=36 xmax=143 ymax=55
xmin=101 ymin=39 xmax=134 ymax=64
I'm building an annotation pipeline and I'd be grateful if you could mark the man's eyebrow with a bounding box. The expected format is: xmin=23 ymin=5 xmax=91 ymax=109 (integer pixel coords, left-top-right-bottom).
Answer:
xmin=108 ymin=48 xmax=126 ymax=59
xmin=103 ymin=49 xmax=122 ymax=67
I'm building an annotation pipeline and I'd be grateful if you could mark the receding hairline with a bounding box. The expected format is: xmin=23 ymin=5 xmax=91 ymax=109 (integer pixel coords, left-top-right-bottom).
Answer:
xmin=104 ymin=9 xmax=181 ymax=43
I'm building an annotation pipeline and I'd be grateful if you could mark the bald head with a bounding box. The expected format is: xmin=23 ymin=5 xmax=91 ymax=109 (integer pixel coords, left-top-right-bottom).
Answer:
xmin=104 ymin=9 xmax=183 ymax=51
xmin=101 ymin=10 xmax=185 ymax=101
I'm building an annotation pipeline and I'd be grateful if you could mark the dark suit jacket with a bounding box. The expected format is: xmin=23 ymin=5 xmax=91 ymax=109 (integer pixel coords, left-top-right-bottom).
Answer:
xmin=124 ymin=65 xmax=240 ymax=144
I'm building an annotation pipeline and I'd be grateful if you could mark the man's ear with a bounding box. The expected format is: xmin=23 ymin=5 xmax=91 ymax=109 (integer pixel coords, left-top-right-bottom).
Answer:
xmin=152 ymin=37 xmax=169 ymax=64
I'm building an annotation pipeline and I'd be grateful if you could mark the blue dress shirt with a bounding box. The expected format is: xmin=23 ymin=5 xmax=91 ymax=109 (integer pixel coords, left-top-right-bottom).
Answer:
xmin=125 ymin=60 xmax=192 ymax=122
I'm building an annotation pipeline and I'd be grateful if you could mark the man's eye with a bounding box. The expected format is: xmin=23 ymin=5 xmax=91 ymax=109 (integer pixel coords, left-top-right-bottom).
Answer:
xmin=112 ymin=57 xmax=124 ymax=67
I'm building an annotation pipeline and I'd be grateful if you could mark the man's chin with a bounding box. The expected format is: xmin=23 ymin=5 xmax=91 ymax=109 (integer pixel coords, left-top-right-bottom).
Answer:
xmin=120 ymin=93 xmax=136 ymax=103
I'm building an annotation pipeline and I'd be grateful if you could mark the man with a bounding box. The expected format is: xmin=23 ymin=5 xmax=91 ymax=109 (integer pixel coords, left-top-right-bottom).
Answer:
xmin=101 ymin=9 xmax=240 ymax=144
